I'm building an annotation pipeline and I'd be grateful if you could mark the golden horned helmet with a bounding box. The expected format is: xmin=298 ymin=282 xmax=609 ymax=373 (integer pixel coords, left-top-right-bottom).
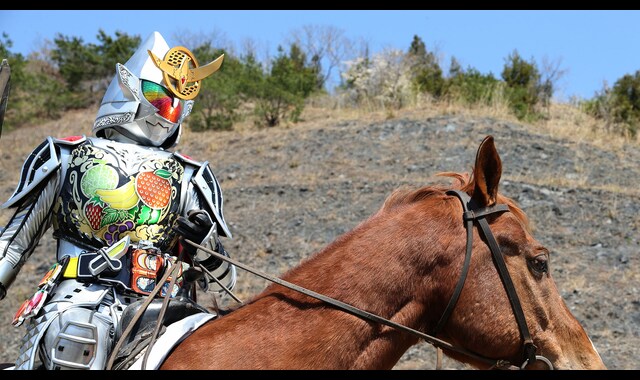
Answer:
xmin=147 ymin=46 xmax=224 ymax=100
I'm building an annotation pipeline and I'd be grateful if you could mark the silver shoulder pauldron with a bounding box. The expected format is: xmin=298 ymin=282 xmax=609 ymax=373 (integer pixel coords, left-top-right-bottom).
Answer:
xmin=1 ymin=136 xmax=86 ymax=209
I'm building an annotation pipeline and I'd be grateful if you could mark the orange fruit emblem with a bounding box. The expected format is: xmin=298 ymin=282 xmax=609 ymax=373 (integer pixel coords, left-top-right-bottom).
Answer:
xmin=135 ymin=169 xmax=172 ymax=209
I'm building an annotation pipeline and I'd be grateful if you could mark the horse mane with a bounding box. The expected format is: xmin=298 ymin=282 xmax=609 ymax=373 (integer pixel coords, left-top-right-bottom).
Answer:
xmin=382 ymin=171 xmax=530 ymax=231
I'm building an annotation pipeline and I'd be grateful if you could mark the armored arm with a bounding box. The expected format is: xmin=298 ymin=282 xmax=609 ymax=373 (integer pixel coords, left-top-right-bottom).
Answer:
xmin=176 ymin=153 xmax=235 ymax=293
xmin=0 ymin=138 xmax=62 ymax=300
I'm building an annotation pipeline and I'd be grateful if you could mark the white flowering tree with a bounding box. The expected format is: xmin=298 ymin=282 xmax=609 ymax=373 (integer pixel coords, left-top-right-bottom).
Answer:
xmin=340 ymin=48 xmax=412 ymax=110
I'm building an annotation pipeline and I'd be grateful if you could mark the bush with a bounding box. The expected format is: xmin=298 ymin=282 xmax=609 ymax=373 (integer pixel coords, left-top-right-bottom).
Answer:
xmin=584 ymin=72 xmax=640 ymax=137
xmin=501 ymin=50 xmax=554 ymax=121
xmin=189 ymin=46 xmax=243 ymax=132
xmin=445 ymin=67 xmax=500 ymax=106
xmin=51 ymin=30 xmax=140 ymax=91
xmin=501 ymin=51 xmax=544 ymax=120
xmin=1 ymin=34 xmax=92 ymax=129
xmin=1 ymin=30 xmax=142 ymax=130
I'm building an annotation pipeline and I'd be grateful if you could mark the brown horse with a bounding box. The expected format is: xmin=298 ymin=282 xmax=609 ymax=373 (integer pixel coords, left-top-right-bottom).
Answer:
xmin=161 ymin=136 xmax=606 ymax=370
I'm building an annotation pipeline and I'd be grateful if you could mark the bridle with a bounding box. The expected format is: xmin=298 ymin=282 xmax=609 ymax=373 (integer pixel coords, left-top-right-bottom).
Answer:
xmin=437 ymin=190 xmax=553 ymax=370
xmin=152 ymin=189 xmax=554 ymax=370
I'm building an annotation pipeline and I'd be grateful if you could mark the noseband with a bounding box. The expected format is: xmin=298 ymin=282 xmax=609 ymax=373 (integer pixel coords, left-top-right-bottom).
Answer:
xmin=438 ymin=190 xmax=552 ymax=370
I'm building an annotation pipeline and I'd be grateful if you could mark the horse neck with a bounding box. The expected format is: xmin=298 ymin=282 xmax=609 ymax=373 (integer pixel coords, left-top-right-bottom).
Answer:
xmin=252 ymin=202 xmax=456 ymax=368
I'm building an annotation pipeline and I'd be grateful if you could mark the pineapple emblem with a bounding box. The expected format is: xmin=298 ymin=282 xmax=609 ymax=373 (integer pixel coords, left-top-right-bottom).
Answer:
xmin=135 ymin=169 xmax=173 ymax=209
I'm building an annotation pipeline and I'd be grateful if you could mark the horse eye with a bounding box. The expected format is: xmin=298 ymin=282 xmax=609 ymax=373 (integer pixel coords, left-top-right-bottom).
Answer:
xmin=528 ymin=255 xmax=548 ymax=275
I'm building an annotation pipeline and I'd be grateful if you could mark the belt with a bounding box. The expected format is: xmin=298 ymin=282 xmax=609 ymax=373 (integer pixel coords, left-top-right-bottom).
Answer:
xmin=62 ymin=257 xmax=79 ymax=278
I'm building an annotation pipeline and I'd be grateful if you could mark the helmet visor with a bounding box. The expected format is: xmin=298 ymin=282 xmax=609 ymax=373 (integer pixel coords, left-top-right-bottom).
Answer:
xmin=141 ymin=80 xmax=183 ymax=123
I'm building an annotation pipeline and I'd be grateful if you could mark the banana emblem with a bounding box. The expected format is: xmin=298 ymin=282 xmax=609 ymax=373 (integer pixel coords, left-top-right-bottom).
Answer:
xmin=96 ymin=178 xmax=139 ymax=210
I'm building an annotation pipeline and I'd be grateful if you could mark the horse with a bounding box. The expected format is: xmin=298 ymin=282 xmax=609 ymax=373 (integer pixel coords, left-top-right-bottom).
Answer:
xmin=158 ymin=135 xmax=606 ymax=370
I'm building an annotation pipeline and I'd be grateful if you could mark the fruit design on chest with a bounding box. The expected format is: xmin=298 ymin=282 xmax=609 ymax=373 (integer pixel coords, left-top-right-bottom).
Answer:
xmin=81 ymin=164 xmax=120 ymax=231
xmin=85 ymin=202 xmax=105 ymax=230
xmin=76 ymin=157 xmax=182 ymax=244
xmin=96 ymin=179 xmax=139 ymax=210
xmin=135 ymin=169 xmax=173 ymax=209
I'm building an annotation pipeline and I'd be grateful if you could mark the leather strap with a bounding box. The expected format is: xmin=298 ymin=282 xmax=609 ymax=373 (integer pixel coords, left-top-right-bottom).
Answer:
xmin=443 ymin=189 xmax=536 ymax=366
xmin=432 ymin=190 xmax=474 ymax=336
xmin=477 ymin=217 xmax=537 ymax=364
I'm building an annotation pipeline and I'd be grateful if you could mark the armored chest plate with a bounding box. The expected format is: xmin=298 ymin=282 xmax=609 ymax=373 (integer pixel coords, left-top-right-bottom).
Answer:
xmin=54 ymin=139 xmax=184 ymax=252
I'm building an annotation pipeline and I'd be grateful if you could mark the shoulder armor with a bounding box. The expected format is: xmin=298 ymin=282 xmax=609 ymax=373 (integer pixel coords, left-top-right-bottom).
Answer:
xmin=180 ymin=155 xmax=231 ymax=239
xmin=52 ymin=135 xmax=87 ymax=146
xmin=1 ymin=137 xmax=62 ymax=209
xmin=173 ymin=151 xmax=202 ymax=166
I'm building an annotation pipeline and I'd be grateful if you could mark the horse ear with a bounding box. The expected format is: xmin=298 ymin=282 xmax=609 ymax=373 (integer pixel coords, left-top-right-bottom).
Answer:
xmin=471 ymin=135 xmax=502 ymax=207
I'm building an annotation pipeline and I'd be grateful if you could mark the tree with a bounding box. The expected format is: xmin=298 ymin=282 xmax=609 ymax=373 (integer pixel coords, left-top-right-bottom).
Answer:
xmin=406 ymin=35 xmax=444 ymax=98
xmin=501 ymin=50 xmax=544 ymax=120
xmin=95 ymin=30 xmax=140 ymax=79
xmin=607 ymin=71 xmax=640 ymax=137
xmin=0 ymin=33 xmax=79 ymax=127
xmin=51 ymin=30 xmax=140 ymax=94
xmin=539 ymin=56 xmax=566 ymax=108
xmin=50 ymin=34 xmax=100 ymax=89
xmin=448 ymin=56 xmax=462 ymax=78
xmin=189 ymin=44 xmax=243 ymax=131
xmin=340 ymin=48 xmax=411 ymax=110
xmin=254 ymin=44 xmax=319 ymax=127
xmin=289 ymin=25 xmax=353 ymax=91
xmin=445 ymin=66 xmax=500 ymax=106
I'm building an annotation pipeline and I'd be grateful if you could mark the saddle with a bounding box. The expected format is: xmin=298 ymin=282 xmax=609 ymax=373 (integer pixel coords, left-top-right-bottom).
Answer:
xmin=110 ymin=297 xmax=209 ymax=370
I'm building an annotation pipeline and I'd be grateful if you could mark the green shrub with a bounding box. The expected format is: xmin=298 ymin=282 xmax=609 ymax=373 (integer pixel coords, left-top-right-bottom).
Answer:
xmin=584 ymin=71 xmax=640 ymax=137
xmin=500 ymin=50 xmax=561 ymax=122
xmin=1 ymin=30 xmax=141 ymax=130
xmin=1 ymin=34 xmax=91 ymax=128
xmin=51 ymin=30 xmax=140 ymax=91
xmin=445 ymin=67 xmax=500 ymax=105
xmin=501 ymin=50 xmax=546 ymax=120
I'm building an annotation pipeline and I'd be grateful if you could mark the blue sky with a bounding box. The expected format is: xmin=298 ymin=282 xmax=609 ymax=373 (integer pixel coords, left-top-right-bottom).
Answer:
xmin=1 ymin=10 xmax=639 ymax=101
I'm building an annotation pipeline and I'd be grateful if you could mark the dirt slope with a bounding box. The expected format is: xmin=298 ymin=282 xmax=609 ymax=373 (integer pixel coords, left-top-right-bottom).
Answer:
xmin=0 ymin=107 xmax=638 ymax=369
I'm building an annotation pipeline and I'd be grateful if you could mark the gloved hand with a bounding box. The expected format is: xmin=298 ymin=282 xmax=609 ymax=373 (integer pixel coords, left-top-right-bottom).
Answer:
xmin=0 ymin=282 xmax=6 ymax=300
xmin=173 ymin=209 xmax=213 ymax=256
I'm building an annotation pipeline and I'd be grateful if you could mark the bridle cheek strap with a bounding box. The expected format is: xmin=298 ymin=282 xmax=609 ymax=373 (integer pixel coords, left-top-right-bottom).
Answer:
xmin=437 ymin=190 xmax=537 ymax=367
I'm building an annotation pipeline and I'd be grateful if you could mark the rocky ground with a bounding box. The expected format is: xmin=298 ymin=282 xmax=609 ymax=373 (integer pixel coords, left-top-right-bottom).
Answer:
xmin=0 ymin=107 xmax=638 ymax=369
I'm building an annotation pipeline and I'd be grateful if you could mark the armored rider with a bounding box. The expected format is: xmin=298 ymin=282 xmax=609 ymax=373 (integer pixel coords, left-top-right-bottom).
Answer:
xmin=0 ymin=31 xmax=236 ymax=370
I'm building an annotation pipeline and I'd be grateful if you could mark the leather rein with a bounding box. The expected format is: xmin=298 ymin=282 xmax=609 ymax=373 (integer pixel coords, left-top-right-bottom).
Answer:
xmin=179 ymin=189 xmax=553 ymax=370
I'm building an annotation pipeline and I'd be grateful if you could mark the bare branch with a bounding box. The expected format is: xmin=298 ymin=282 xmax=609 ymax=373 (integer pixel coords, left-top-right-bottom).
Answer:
xmin=288 ymin=24 xmax=356 ymax=89
xmin=172 ymin=28 xmax=235 ymax=54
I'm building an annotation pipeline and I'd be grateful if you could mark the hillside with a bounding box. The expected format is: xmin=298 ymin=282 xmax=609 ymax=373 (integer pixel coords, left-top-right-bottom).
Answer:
xmin=0 ymin=104 xmax=638 ymax=369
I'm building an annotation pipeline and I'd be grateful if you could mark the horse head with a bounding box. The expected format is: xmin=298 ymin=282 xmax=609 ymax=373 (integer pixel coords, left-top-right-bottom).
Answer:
xmin=409 ymin=136 xmax=606 ymax=369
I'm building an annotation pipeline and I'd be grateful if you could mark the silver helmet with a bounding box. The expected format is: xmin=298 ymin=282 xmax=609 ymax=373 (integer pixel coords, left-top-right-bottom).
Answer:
xmin=93 ymin=31 xmax=223 ymax=149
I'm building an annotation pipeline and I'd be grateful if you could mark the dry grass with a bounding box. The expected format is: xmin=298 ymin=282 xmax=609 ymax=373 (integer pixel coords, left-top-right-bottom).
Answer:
xmin=302 ymin=93 xmax=639 ymax=150
xmin=538 ymin=102 xmax=638 ymax=149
